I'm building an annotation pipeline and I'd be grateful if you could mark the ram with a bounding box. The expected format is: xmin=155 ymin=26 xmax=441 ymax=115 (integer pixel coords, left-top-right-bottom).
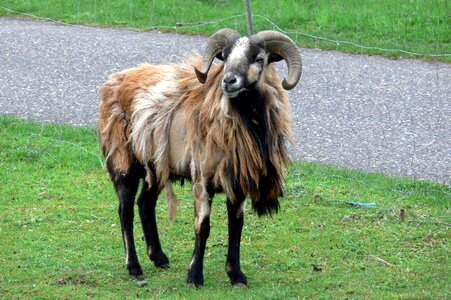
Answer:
xmin=99 ymin=28 xmax=302 ymax=287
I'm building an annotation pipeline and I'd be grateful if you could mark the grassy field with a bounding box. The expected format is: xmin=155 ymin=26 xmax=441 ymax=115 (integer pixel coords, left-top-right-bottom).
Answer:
xmin=0 ymin=116 xmax=449 ymax=298
xmin=0 ymin=0 xmax=450 ymax=61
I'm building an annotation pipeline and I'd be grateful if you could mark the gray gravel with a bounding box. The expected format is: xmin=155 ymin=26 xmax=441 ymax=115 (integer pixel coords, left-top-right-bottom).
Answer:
xmin=1 ymin=17 xmax=450 ymax=184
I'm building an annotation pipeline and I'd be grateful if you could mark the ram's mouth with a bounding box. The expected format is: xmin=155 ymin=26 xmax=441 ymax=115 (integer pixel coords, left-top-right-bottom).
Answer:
xmin=222 ymin=88 xmax=246 ymax=99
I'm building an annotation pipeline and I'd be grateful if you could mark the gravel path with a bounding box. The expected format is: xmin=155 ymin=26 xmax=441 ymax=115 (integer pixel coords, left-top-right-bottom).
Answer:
xmin=1 ymin=17 xmax=450 ymax=184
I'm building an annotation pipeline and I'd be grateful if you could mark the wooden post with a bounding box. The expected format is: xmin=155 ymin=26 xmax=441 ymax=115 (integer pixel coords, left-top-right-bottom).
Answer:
xmin=244 ymin=0 xmax=254 ymax=36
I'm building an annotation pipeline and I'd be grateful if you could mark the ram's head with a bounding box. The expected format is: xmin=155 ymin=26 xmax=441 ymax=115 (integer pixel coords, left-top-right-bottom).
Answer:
xmin=195 ymin=29 xmax=302 ymax=98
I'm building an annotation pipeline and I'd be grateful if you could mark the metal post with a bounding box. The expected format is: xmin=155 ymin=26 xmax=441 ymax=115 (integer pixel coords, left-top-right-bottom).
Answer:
xmin=244 ymin=0 xmax=254 ymax=36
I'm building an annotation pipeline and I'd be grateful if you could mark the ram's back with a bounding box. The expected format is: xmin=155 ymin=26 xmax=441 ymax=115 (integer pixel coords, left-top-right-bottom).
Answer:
xmin=99 ymin=64 xmax=172 ymax=175
xmin=98 ymin=59 xmax=213 ymax=184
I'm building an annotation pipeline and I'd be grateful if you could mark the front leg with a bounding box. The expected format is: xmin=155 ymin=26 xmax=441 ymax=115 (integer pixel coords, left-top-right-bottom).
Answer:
xmin=187 ymin=183 xmax=214 ymax=287
xmin=226 ymin=195 xmax=248 ymax=287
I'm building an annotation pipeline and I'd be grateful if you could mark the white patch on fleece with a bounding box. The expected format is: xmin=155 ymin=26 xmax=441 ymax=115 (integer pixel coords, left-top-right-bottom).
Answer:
xmin=190 ymin=160 xmax=197 ymax=183
xmin=197 ymin=199 xmax=211 ymax=225
xmin=227 ymin=37 xmax=250 ymax=68
xmin=237 ymin=200 xmax=246 ymax=218
xmin=130 ymin=68 xmax=180 ymax=185
xmin=189 ymin=257 xmax=195 ymax=269
xmin=193 ymin=183 xmax=212 ymax=233
xmin=220 ymin=94 xmax=231 ymax=117
xmin=268 ymin=85 xmax=282 ymax=109
xmin=124 ymin=233 xmax=131 ymax=264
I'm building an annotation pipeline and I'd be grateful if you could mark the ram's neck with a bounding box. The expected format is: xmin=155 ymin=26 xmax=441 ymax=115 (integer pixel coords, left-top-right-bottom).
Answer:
xmin=229 ymin=89 xmax=270 ymax=162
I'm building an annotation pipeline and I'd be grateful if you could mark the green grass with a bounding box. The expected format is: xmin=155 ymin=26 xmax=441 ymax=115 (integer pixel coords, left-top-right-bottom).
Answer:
xmin=0 ymin=115 xmax=449 ymax=299
xmin=0 ymin=0 xmax=450 ymax=61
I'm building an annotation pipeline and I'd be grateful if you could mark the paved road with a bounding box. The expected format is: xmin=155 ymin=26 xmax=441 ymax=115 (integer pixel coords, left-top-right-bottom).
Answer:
xmin=1 ymin=18 xmax=450 ymax=184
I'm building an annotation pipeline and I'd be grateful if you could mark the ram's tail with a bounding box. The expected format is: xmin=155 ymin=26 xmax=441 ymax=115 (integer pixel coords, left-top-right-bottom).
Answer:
xmin=165 ymin=182 xmax=179 ymax=225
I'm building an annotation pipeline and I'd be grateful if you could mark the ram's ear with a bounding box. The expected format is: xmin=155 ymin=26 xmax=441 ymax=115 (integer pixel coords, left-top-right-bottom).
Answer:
xmin=268 ymin=53 xmax=283 ymax=64
xmin=215 ymin=52 xmax=224 ymax=61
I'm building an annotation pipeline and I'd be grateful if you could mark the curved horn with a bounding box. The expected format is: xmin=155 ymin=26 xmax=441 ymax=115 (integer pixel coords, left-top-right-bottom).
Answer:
xmin=251 ymin=31 xmax=302 ymax=90
xmin=195 ymin=28 xmax=241 ymax=83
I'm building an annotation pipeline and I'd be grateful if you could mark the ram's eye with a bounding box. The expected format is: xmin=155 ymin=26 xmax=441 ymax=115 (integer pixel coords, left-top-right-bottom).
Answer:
xmin=255 ymin=57 xmax=264 ymax=64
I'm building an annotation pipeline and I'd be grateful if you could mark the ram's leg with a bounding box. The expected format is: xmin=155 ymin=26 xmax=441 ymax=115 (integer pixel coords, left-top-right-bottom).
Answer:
xmin=137 ymin=180 xmax=169 ymax=268
xmin=111 ymin=166 xmax=142 ymax=279
xmin=187 ymin=183 xmax=214 ymax=287
xmin=226 ymin=192 xmax=248 ymax=286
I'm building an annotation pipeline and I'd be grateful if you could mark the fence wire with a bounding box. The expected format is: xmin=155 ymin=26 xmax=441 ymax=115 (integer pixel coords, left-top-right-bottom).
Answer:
xmin=1 ymin=4 xmax=450 ymax=59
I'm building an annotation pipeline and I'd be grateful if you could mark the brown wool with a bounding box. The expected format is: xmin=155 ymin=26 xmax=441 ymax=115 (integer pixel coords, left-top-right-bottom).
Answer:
xmin=99 ymin=55 xmax=293 ymax=205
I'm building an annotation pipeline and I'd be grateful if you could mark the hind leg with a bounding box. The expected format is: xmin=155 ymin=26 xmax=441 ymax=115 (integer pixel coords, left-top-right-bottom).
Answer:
xmin=109 ymin=163 xmax=143 ymax=279
xmin=137 ymin=179 xmax=169 ymax=268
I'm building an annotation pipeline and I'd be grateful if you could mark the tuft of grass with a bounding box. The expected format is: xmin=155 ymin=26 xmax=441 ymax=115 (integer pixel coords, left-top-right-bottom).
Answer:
xmin=0 ymin=115 xmax=449 ymax=299
xmin=0 ymin=0 xmax=450 ymax=61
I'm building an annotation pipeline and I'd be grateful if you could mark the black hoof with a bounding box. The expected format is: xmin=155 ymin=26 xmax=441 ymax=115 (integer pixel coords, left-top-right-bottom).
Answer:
xmin=187 ymin=279 xmax=203 ymax=288
xmin=158 ymin=263 xmax=170 ymax=269
xmin=127 ymin=262 xmax=143 ymax=278
xmin=150 ymin=251 xmax=170 ymax=269
xmin=187 ymin=270 xmax=204 ymax=287
xmin=228 ymin=271 xmax=248 ymax=287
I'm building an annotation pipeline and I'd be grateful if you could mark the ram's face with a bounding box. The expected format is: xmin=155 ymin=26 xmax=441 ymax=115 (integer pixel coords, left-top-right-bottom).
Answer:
xmin=194 ymin=29 xmax=302 ymax=95
xmin=221 ymin=37 xmax=266 ymax=98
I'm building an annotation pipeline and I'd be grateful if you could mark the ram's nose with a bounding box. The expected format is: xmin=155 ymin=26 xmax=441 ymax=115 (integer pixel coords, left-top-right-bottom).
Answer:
xmin=222 ymin=72 xmax=243 ymax=96
xmin=223 ymin=73 xmax=237 ymax=85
